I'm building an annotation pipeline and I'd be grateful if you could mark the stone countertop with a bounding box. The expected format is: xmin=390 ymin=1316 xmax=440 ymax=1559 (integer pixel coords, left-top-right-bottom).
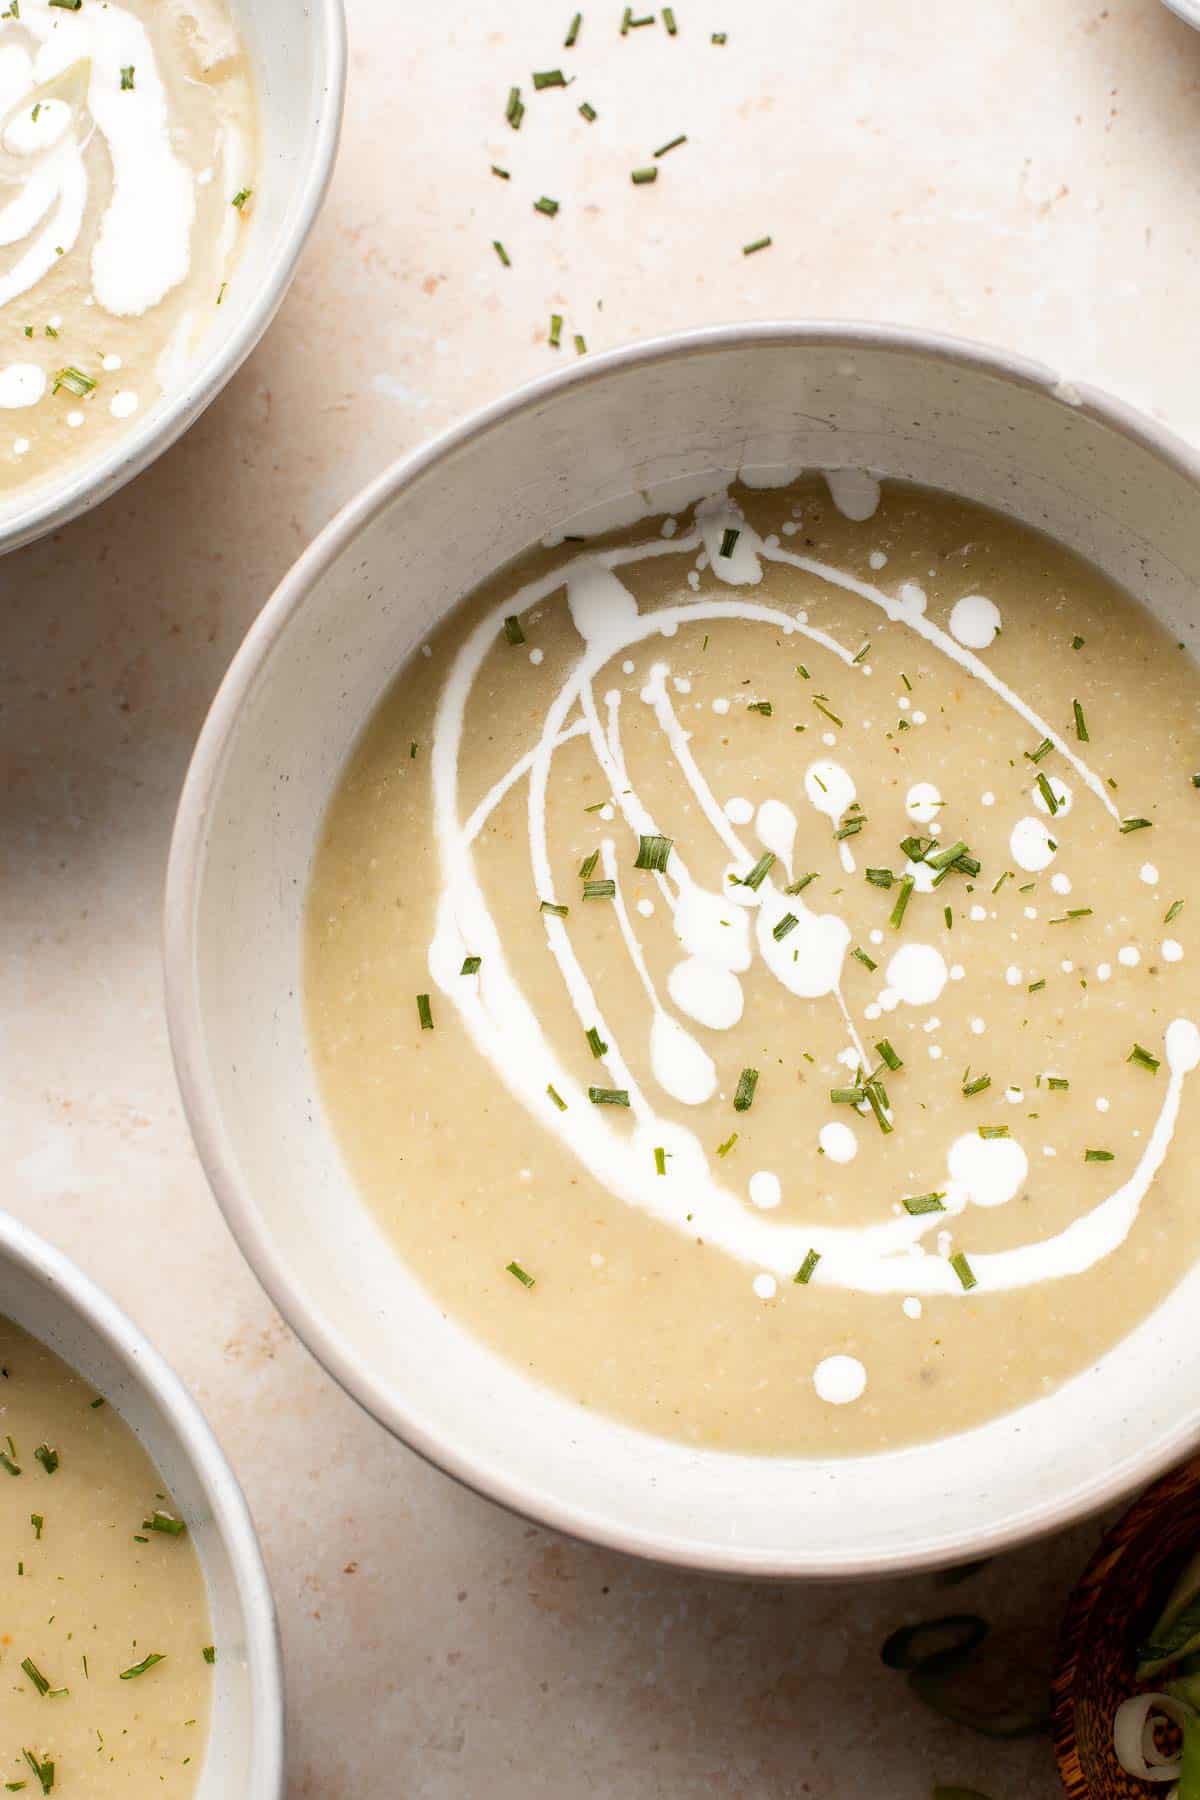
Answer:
xmin=4 ymin=0 xmax=1199 ymax=1792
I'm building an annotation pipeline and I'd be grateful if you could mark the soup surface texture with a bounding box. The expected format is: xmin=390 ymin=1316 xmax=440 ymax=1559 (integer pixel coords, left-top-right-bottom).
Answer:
xmin=306 ymin=476 xmax=1200 ymax=1456
xmin=0 ymin=1318 xmax=212 ymax=1793
xmin=0 ymin=0 xmax=255 ymax=496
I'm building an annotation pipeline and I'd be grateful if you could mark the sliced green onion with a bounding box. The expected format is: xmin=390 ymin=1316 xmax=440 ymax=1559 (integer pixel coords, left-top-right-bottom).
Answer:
xmin=585 ymin=1025 xmax=607 ymax=1058
xmin=121 ymin=65 xmax=136 ymax=90
xmin=864 ymin=1079 xmax=893 ymax=1134
xmin=1072 ymin=634 xmax=1085 ymax=650
xmin=978 ymin=1124 xmax=1009 ymax=1139
xmin=830 ymin=1086 xmax=865 ymax=1105
xmin=539 ymin=899 xmax=569 ymax=917
xmin=1165 ymin=899 xmax=1184 ymax=924
xmin=653 ymin=1146 xmax=667 ymax=1176
xmin=794 ymin=1249 xmax=820 ymax=1285
xmin=711 ymin=29 xmax=727 ymax=42
xmin=460 ymin=956 xmax=481 ymax=976
xmin=950 ymin=1252 xmax=977 ymax=1291
xmin=716 ymin=1131 xmax=738 ymax=1157
xmin=962 ymin=1073 xmax=991 ymax=1097
xmin=574 ymin=334 xmax=587 ymax=355
xmin=579 ymin=849 xmax=599 ymax=879
xmin=812 ymin=697 xmax=843 ymax=726
xmin=1035 ymin=772 xmax=1059 ymax=816
xmin=1120 ymin=817 xmax=1152 ymax=833
xmin=866 ymin=867 xmax=895 ymax=888
xmin=742 ymin=235 xmax=772 ymax=255
xmin=416 ymin=993 xmax=433 ymax=1031
xmin=503 ymin=613 xmax=525 ymax=644
xmin=1026 ymin=737 xmax=1053 ymax=764
xmin=588 ymin=1086 xmax=630 ymax=1106
xmin=739 ymin=851 xmax=775 ymax=891
xmin=565 ymin=11 xmax=582 ymax=45
xmin=1072 ymin=698 xmax=1089 ymax=742
xmin=505 ymin=86 xmax=525 ymax=127
xmin=533 ymin=195 xmax=560 ymax=216
xmin=733 ymin=1068 xmax=759 ymax=1112
xmin=903 ymin=1192 xmax=946 ymax=1215
xmin=875 ymin=1039 xmax=902 ymax=1071
xmin=533 ymin=68 xmax=568 ymax=88
xmin=718 ymin=526 xmax=740 ymax=558
xmin=635 ymin=833 xmax=673 ymax=871
xmin=21 ymin=1659 xmax=50 ymax=1696
xmin=1128 ymin=1042 xmax=1161 ymax=1074
xmin=546 ymin=1083 xmax=567 ymax=1110
xmin=834 ymin=817 xmax=865 ymax=840
xmin=119 ymin=1654 xmax=165 ymax=1681
xmin=653 ymin=133 xmax=686 ymax=156
xmin=1085 ymin=1148 xmax=1114 ymax=1162
xmin=1027 ymin=977 xmax=1046 ymax=992
xmin=889 ymin=874 xmax=915 ymax=930
xmin=582 ymin=878 xmax=615 ymax=899
xmin=631 ymin=166 xmax=658 ymax=185
xmin=772 ymin=912 xmax=799 ymax=942
xmin=506 ymin=1261 xmax=536 ymax=1288
xmin=663 ymin=5 xmax=677 ymax=30
xmin=748 ymin=699 xmax=773 ymax=716
xmin=549 ymin=313 xmax=563 ymax=348
xmin=32 ymin=1446 xmax=57 ymax=1476
xmin=52 ymin=366 xmax=94 ymax=398
xmin=785 ymin=872 xmax=817 ymax=894
xmin=851 ymin=946 xmax=877 ymax=971
xmin=578 ymin=100 xmax=597 ymax=120
xmin=202 ymin=1646 xmax=216 ymax=1664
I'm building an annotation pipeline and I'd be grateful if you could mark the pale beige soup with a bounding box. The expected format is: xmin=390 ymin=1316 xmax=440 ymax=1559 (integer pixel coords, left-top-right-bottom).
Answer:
xmin=306 ymin=478 xmax=1200 ymax=1455
xmin=0 ymin=1318 xmax=212 ymax=1794
xmin=0 ymin=0 xmax=256 ymax=496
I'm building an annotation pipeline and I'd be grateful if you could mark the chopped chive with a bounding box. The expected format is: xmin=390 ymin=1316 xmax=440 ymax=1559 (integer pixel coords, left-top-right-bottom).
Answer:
xmin=888 ymin=874 xmax=915 ymax=930
xmin=943 ymin=905 xmax=953 ymax=930
xmin=991 ymin=870 xmax=1013 ymax=894
xmin=491 ymin=239 xmax=511 ymax=269
xmin=978 ymin=1124 xmax=1009 ymax=1139
xmin=52 ymin=366 xmax=94 ymax=399
xmin=1072 ymin=634 xmax=1085 ymax=650
xmin=460 ymin=956 xmax=481 ymax=975
xmin=748 ymin=699 xmax=773 ymax=716
xmin=631 ymin=166 xmax=658 ymax=185
xmin=1120 ymin=817 xmax=1152 ymax=833
xmin=812 ymin=697 xmax=843 ymax=726
xmin=549 ymin=313 xmax=563 ymax=348
xmin=1036 ymin=772 xmax=1059 ymax=815
xmin=716 ymin=1131 xmax=738 ymax=1157
xmin=866 ymin=867 xmax=895 ymax=888
xmin=588 ymin=1086 xmax=630 ymax=1106
xmin=1027 ymin=978 xmax=1046 ymax=992
xmin=926 ymin=839 xmax=968 ymax=871
xmin=32 ymin=1446 xmax=57 ymax=1476
xmin=733 ymin=1068 xmax=759 ymax=1112
xmin=21 ymin=1660 xmax=50 ymax=1697
xmin=143 ymin=1510 xmax=186 ymax=1537
xmin=718 ymin=526 xmax=740 ymax=558
xmin=851 ymin=946 xmax=877 ymax=971
xmin=1052 ymin=907 xmax=1093 ymax=923
xmin=505 ymin=85 xmax=525 ymax=128
xmin=0 ymin=1451 xmax=19 ymax=1476
xmin=533 ymin=68 xmax=569 ymax=88
xmin=711 ymin=29 xmax=727 ymax=42
xmin=1026 ymin=737 xmax=1054 ymax=764
xmin=950 ymin=1252 xmax=977 ymax=1292
xmin=1127 ymin=1042 xmax=1161 ymax=1074
xmin=573 ymin=333 xmax=587 ymax=355
xmin=539 ymin=899 xmax=569 ymax=917
xmin=863 ymin=1079 xmax=893 ymax=1135
xmin=585 ymin=1025 xmax=608 ymax=1058
xmin=796 ymin=663 xmax=811 ymax=680
xmin=120 ymin=65 xmax=135 ymax=90
xmin=546 ymin=1083 xmax=567 ymax=1110
xmin=30 ymin=1513 xmax=42 ymax=1539
xmin=663 ymin=4 xmax=677 ymax=29
xmin=653 ymin=133 xmax=687 ymax=156
xmin=578 ymin=100 xmax=597 ymax=121
xmin=903 ymin=1192 xmax=946 ymax=1215
xmin=834 ymin=817 xmax=865 ymax=840
xmin=635 ymin=833 xmax=673 ymax=871
xmin=785 ymin=872 xmax=817 ymax=894
xmin=583 ymin=801 xmax=608 ymax=813
xmin=653 ymin=1146 xmax=667 ymax=1176
xmin=875 ymin=1039 xmax=902 ymax=1071
xmin=1046 ymin=1076 xmax=1069 ymax=1090
xmin=416 ymin=994 xmax=433 ymax=1031
xmin=742 ymin=235 xmax=772 ymax=255
xmin=120 ymin=1654 xmax=165 ymax=1681
xmin=739 ymin=851 xmax=775 ymax=891
xmin=582 ymin=878 xmax=615 ymax=899
xmin=565 ymin=10 xmax=582 ymax=43
xmin=1166 ymin=899 xmax=1184 ymax=924
xmin=794 ymin=1249 xmax=821 ymax=1285
xmin=962 ymin=1073 xmax=991 ymax=1097
xmin=491 ymin=164 xmax=510 ymax=179
xmin=579 ymin=849 xmax=600 ymax=879
xmin=1085 ymin=1148 xmax=1114 ymax=1162
xmin=21 ymin=1751 xmax=54 ymax=1796
xmin=852 ymin=640 xmax=871 ymax=665
xmin=830 ymin=1086 xmax=865 ymax=1105
xmin=202 ymin=1646 xmax=216 ymax=1665
xmin=533 ymin=195 xmax=560 ymax=217
xmin=503 ymin=613 xmax=525 ymax=644
xmin=772 ymin=912 xmax=799 ymax=941
xmin=1072 ymin=698 xmax=1089 ymax=742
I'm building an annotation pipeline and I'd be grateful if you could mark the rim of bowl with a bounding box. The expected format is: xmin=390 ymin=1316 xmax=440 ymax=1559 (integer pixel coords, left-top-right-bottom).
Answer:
xmin=0 ymin=0 xmax=347 ymax=558
xmin=165 ymin=319 xmax=1200 ymax=1579
xmin=0 ymin=1209 xmax=284 ymax=1793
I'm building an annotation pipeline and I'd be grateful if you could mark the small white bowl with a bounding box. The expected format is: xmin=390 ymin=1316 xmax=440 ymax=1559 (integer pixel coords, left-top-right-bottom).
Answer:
xmin=166 ymin=322 xmax=1200 ymax=1579
xmin=0 ymin=0 xmax=346 ymax=556
xmin=0 ymin=1210 xmax=284 ymax=1796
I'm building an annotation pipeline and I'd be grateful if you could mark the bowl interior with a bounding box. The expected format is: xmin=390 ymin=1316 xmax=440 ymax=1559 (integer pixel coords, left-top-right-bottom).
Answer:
xmin=0 ymin=1214 xmax=282 ymax=1797
xmin=0 ymin=0 xmax=343 ymax=552
xmin=170 ymin=328 xmax=1200 ymax=1576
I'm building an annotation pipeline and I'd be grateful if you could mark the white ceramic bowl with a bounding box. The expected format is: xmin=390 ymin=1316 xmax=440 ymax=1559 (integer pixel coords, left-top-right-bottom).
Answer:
xmin=0 ymin=0 xmax=346 ymax=555
xmin=166 ymin=322 xmax=1200 ymax=1579
xmin=0 ymin=1210 xmax=284 ymax=1794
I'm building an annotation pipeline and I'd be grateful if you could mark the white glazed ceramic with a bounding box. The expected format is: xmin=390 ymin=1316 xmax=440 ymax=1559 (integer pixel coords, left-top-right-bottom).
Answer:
xmin=1163 ymin=0 xmax=1200 ymax=28
xmin=0 ymin=1210 xmax=284 ymax=1795
xmin=165 ymin=322 xmax=1200 ymax=1580
xmin=0 ymin=0 xmax=346 ymax=556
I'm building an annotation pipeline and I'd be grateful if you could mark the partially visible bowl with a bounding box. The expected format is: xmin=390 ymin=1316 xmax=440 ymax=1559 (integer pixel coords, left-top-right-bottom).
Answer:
xmin=0 ymin=0 xmax=346 ymax=557
xmin=166 ymin=321 xmax=1200 ymax=1580
xmin=0 ymin=1209 xmax=284 ymax=1797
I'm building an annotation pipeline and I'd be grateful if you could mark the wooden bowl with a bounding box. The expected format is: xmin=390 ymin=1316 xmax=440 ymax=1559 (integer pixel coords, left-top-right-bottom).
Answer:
xmin=1054 ymin=1454 xmax=1200 ymax=1797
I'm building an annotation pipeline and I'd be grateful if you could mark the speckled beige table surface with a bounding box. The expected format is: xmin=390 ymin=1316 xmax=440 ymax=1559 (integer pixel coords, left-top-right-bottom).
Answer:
xmin=5 ymin=1 xmax=1200 ymax=1793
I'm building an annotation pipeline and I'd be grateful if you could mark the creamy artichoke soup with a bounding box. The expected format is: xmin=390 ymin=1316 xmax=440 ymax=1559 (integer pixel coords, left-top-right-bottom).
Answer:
xmin=0 ymin=1318 xmax=212 ymax=1793
xmin=0 ymin=0 xmax=256 ymax=494
xmin=306 ymin=476 xmax=1200 ymax=1455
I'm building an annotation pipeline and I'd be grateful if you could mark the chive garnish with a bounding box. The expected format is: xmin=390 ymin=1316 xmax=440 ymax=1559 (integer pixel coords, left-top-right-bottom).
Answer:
xmin=539 ymin=901 xmax=569 ymax=920
xmin=52 ymin=366 xmax=94 ymax=399
xmin=505 ymin=86 xmax=525 ymax=128
xmin=579 ymin=850 xmax=599 ymax=879
xmin=546 ymin=1083 xmax=567 ymax=1110
xmin=120 ymin=1654 xmax=165 ymax=1681
xmin=32 ymin=1446 xmax=57 ymax=1476
xmin=21 ymin=1750 xmax=53 ymax=1795
xmin=851 ymin=946 xmax=877 ymax=971
xmin=903 ymin=1193 xmax=946 ymax=1215
xmin=794 ymin=1249 xmax=820 ymax=1285
xmin=875 ymin=1039 xmax=902 ymax=1071
xmin=491 ymin=164 xmax=510 ymax=179
xmin=834 ymin=817 xmax=865 ymax=839
xmin=631 ymin=166 xmax=658 ymax=184
xmin=30 ymin=1514 xmax=42 ymax=1539
xmin=1166 ymin=900 xmax=1184 ymax=924
xmin=202 ymin=1646 xmax=216 ymax=1664
xmin=889 ymin=873 xmax=915 ymax=930
xmin=742 ymin=235 xmax=772 ymax=255
xmin=830 ymin=1086 xmax=865 ymax=1105
xmin=950 ymin=1252 xmax=977 ymax=1292
xmin=772 ymin=912 xmax=799 ymax=941
xmin=460 ymin=955 xmax=482 ymax=976
xmin=654 ymin=133 xmax=687 ymax=156
xmin=812 ymin=697 xmax=843 ymax=727
xmin=574 ymin=334 xmax=587 ymax=355
xmin=578 ymin=100 xmax=597 ymax=120
xmin=143 ymin=1510 xmax=186 ymax=1537
xmin=1085 ymin=1148 xmax=1115 ymax=1162
xmin=585 ymin=1025 xmax=607 ymax=1058
xmin=716 ymin=1131 xmax=738 ymax=1157
xmin=503 ymin=613 xmax=525 ymax=644
xmin=1072 ymin=634 xmax=1085 ymax=650
xmin=718 ymin=526 xmax=740 ymax=558
xmin=748 ymin=699 xmax=773 ymax=716
xmin=852 ymin=640 xmax=871 ymax=665
xmin=925 ymin=839 xmax=969 ymax=871
xmin=978 ymin=1124 xmax=1009 ymax=1138
xmin=739 ymin=851 xmax=775 ymax=891
xmin=1035 ymin=772 xmax=1059 ymax=815
xmin=21 ymin=1660 xmax=50 ymax=1696
xmin=635 ymin=833 xmax=673 ymax=871
xmin=1127 ymin=1043 xmax=1161 ymax=1074
xmin=0 ymin=1451 xmax=19 ymax=1476
xmin=653 ymin=1146 xmax=667 ymax=1176
xmin=120 ymin=65 xmax=135 ymax=90
xmin=864 ymin=1079 xmax=893 ymax=1134
xmin=1072 ymin=698 xmax=1089 ymax=742
xmin=1046 ymin=1076 xmax=1069 ymax=1090
xmin=866 ymin=867 xmax=895 ymax=888
xmin=533 ymin=69 xmax=569 ymax=88
xmin=588 ymin=1086 xmax=630 ymax=1106
xmin=992 ymin=870 xmax=1012 ymax=894
xmin=416 ymin=994 xmax=433 ymax=1031
xmin=962 ymin=1073 xmax=991 ymax=1097
xmin=565 ymin=10 xmax=582 ymax=43
xmin=506 ymin=1262 xmax=536 ymax=1289
xmin=549 ymin=313 xmax=563 ymax=348
xmin=533 ymin=196 xmax=560 ymax=217
xmin=232 ymin=187 xmax=254 ymax=212
xmin=733 ymin=1068 xmax=759 ymax=1112
xmin=785 ymin=872 xmax=817 ymax=894
xmin=1120 ymin=817 xmax=1152 ymax=833
xmin=1027 ymin=978 xmax=1046 ymax=992
xmin=900 ymin=834 xmax=932 ymax=863
xmin=663 ymin=4 xmax=677 ymax=29
xmin=712 ymin=29 xmax=727 ymax=42
xmin=943 ymin=905 xmax=953 ymax=930
xmin=1026 ymin=737 xmax=1053 ymax=764
xmin=582 ymin=878 xmax=615 ymax=899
